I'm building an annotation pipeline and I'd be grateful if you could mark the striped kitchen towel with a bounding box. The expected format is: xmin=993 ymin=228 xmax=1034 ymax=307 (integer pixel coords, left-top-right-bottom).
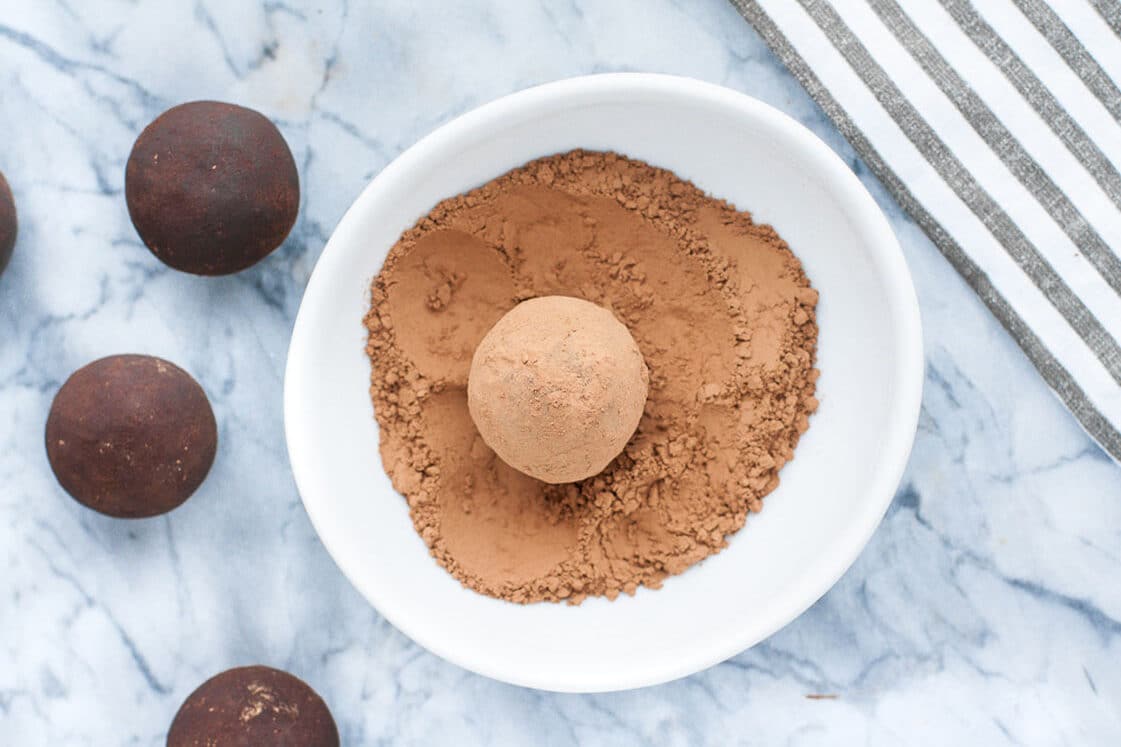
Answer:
xmin=731 ymin=0 xmax=1121 ymax=462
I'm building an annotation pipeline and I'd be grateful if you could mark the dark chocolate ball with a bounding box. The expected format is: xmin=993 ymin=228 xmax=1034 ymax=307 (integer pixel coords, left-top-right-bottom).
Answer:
xmin=125 ymin=101 xmax=299 ymax=276
xmin=46 ymin=354 xmax=217 ymax=518
xmin=168 ymin=666 xmax=340 ymax=747
xmin=0 ymin=169 xmax=16 ymax=276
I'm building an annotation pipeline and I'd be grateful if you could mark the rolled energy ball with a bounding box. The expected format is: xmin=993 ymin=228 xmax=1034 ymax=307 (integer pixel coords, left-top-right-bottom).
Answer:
xmin=46 ymin=355 xmax=217 ymax=518
xmin=0 ymin=169 xmax=16 ymax=276
xmin=125 ymin=101 xmax=299 ymax=275
xmin=468 ymin=295 xmax=649 ymax=484
xmin=168 ymin=665 xmax=340 ymax=747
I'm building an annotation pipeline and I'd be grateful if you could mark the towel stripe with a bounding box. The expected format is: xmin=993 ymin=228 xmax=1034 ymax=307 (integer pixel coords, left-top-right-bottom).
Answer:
xmin=1090 ymin=0 xmax=1121 ymax=39
xmin=939 ymin=0 xmax=1121 ymax=217
xmin=797 ymin=0 xmax=1121 ymax=386
xmin=869 ymin=0 xmax=1121 ymax=298
xmin=1011 ymin=0 xmax=1121 ymax=123
xmin=728 ymin=0 xmax=1121 ymax=460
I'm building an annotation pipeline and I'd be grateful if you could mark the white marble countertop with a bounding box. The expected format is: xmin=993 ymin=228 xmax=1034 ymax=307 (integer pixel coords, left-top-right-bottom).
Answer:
xmin=2 ymin=1 xmax=1119 ymax=744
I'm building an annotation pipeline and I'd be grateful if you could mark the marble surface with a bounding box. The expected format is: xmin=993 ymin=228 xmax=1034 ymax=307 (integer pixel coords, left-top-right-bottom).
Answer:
xmin=1 ymin=0 xmax=1119 ymax=744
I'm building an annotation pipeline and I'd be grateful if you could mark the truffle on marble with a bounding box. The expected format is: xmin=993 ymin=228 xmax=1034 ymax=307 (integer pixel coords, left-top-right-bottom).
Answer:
xmin=125 ymin=101 xmax=299 ymax=275
xmin=167 ymin=665 xmax=339 ymax=747
xmin=46 ymin=354 xmax=217 ymax=518
xmin=0 ymin=169 xmax=16 ymax=276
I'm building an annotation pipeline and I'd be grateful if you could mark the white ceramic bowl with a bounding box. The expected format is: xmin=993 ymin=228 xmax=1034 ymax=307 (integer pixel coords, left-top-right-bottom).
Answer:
xmin=285 ymin=74 xmax=922 ymax=693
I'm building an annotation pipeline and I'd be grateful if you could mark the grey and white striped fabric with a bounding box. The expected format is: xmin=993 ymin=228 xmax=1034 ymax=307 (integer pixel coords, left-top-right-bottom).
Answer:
xmin=732 ymin=0 xmax=1121 ymax=462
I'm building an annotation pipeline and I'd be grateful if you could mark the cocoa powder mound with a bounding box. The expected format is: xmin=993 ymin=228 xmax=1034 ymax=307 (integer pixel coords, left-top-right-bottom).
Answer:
xmin=364 ymin=150 xmax=819 ymax=604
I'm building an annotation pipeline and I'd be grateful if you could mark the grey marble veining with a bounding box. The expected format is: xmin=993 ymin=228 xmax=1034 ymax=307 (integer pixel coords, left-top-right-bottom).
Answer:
xmin=1 ymin=1 xmax=1119 ymax=744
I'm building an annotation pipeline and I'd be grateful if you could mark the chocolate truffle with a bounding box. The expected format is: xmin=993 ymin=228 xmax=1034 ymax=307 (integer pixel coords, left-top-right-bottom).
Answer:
xmin=468 ymin=296 xmax=649 ymax=484
xmin=168 ymin=665 xmax=339 ymax=747
xmin=0 ymin=169 xmax=16 ymax=276
xmin=125 ymin=101 xmax=299 ymax=275
xmin=46 ymin=354 xmax=217 ymax=518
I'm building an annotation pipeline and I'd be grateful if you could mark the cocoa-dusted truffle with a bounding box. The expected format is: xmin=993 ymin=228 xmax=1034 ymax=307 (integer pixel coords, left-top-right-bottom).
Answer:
xmin=0 ymin=169 xmax=16 ymax=276
xmin=125 ymin=101 xmax=299 ymax=275
xmin=46 ymin=354 xmax=217 ymax=518
xmin=168 ymin=665 xmax=339 ymax=747
xmin=468 ymin=296 xmax=649 ymax=484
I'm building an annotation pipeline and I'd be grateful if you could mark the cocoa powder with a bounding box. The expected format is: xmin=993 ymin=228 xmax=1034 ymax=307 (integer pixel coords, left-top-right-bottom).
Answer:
xmin=364 ymin=150 xmax=819 ymax=604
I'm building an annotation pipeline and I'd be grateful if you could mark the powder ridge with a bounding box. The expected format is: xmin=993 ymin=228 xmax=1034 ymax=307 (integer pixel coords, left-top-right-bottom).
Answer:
xmin=364 ymin=150 xmax=819 ymax=604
